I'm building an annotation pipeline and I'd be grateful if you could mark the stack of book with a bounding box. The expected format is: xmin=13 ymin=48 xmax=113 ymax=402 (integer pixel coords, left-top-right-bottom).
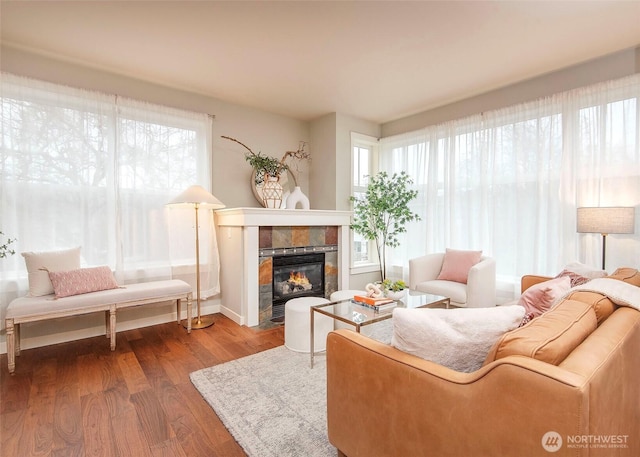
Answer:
xmin=352 ymin=295 xmax=397 ymax=312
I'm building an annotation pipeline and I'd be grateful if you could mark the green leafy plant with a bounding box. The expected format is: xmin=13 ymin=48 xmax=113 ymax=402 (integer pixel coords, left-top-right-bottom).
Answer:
xmin=350 ymin=171 xmax=420 ymax=281
xmin=222 ymin=136 xmax=309 ymax=185
xmin=381 ymin=279 xmax=406 ymax=292
xmin=0 ymin=231 xmax=17 ymax=259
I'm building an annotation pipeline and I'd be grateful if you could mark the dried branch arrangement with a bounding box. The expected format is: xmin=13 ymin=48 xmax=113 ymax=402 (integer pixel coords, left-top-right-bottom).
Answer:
xmin=222 ymin=135 xmax=309 ymax=186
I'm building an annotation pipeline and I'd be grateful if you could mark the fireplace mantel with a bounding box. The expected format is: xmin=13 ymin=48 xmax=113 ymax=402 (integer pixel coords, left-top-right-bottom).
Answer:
xmin=215 ymin=207 xmax=352 ymax=227
xmin=215 ymin=207 xmax=352 ymax=327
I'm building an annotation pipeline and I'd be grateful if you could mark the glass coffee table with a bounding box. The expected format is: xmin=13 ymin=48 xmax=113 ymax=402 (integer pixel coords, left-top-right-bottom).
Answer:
xmin=310 ymin=290 xmax=450 ymax=367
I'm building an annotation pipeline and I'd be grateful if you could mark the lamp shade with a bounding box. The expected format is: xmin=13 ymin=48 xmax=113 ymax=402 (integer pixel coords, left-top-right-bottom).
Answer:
xmin=576 ymin=207 xmax=635 ymax=234
xmin=167 ymin=185 xmax=225 ymax=209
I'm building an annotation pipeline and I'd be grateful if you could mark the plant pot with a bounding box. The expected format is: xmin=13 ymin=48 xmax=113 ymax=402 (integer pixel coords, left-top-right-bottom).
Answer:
xmin=384 ymin=289 xmax=407 ymax=300
xmin=262 ymin=174 xmax=283 ymax=208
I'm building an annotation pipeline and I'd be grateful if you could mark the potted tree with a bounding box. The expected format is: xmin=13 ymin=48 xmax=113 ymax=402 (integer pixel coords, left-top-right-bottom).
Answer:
xmin=350 ymin=171 xmax=420 ymax=293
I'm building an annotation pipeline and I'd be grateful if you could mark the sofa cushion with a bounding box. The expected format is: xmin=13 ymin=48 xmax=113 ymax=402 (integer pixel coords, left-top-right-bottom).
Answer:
xmin=21 ymin=247 xmax=82 ymax=297
xmin=608 ymin=268 xmax=640 ymax=287
xmin=391 ymin=305 xmax=525 ymax=373
xmin=562 ymin=290 xmax=616 ymax=325
xmin=48 ymin=266 xmax=120 ymax=298
xmin=517 ymin=276 xmax=571 ymax=318
xmin=436 ymin=248 xmax=482 ymax=284
xmin=484 ymin=299 xmax=597 ymax=366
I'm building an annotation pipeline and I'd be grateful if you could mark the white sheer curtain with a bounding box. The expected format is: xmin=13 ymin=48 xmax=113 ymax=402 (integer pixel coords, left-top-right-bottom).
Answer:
xmin=380 ymin=74 xmax=640 ymax=299
xmin=0 ymin=73 xmax=219 ymax=305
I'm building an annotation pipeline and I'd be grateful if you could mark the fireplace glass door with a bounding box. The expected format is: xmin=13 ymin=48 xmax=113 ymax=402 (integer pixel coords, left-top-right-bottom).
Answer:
xmin=272 ymin=253 xmax=325 ymax=319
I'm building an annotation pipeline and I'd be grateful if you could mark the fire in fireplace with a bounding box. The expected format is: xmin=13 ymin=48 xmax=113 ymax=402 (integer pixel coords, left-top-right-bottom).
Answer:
xmin=272 ymin=252 xmax=325 ymax=321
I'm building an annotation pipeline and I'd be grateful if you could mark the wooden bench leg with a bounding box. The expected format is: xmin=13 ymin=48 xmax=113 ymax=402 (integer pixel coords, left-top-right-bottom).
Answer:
xmin=6 ymin=319 xmax=15 ymax=375
xmin=186 ymin=292 xmax=192 ymax=334
xmin=15 ymin=322 xmax=21 ymax=355
xmin=109 ymin=306 xmax=116 ymax=351
xmin=105 ymin=310 xmax=110 ymax=339
xmin=177 ymin=293 xmax=192 ymax=333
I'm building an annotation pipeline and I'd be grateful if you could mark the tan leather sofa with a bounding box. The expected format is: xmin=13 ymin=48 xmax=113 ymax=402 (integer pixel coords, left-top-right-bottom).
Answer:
xmin=326 ymin=268 xmax=640 ymax=457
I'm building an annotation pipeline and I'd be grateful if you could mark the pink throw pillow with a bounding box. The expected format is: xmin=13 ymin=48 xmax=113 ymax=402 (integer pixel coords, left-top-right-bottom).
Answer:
xmin=436 ymin=249 xmax=483 ymax=284
xmin=517 ymin=276 xmax=571 ymax=318
xmin=554 ymin=269 xmax=590 ymax=287
xmin=47 ymin=266 xmax=119 ymax=298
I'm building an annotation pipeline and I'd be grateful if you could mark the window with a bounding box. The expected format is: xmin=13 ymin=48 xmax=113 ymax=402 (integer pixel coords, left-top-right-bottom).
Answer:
xmin=1 ymin=73 xmax=215 ymax=299
xmin=350 ymin=132 xmax=379 ymax=272
xmin=379 ymin=74 xmax=640 ymax=295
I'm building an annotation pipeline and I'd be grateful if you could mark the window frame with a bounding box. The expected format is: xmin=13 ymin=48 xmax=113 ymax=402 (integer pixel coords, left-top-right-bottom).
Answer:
xmin=350 ymin=132 xmax=381 ymax=274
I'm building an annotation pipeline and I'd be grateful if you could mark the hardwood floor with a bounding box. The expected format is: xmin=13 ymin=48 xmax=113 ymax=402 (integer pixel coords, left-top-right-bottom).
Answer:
xmin=0 ymin=314 xmax=284 ymax=457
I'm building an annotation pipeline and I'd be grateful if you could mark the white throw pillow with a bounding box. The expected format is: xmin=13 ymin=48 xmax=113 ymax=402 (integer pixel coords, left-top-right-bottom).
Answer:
xmin=21 ymin=247 xmax=82 ymax=296
xmin=391 ymin=305 xmax=525 ymax=373
xmin=563 ymin=261 xmax=607 ymax=280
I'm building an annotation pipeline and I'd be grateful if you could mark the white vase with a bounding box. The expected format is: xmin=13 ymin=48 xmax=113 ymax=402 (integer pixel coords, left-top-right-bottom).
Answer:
xmin=286 ymin=186 xmax=310 ymax=210
xmin=262 ymin=175 xmax=283 ymax=208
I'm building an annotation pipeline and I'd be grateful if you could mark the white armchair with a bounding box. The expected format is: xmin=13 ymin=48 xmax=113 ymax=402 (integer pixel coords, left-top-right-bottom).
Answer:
xmin=409 ymin=253 xmax=496 ymax=308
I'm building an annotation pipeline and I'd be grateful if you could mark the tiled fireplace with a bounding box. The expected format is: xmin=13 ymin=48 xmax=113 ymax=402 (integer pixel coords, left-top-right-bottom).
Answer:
xmin=259 ymin=226 xmax=338 ymax=322
xmin=215 ymin=208 xmax=351 ymax=327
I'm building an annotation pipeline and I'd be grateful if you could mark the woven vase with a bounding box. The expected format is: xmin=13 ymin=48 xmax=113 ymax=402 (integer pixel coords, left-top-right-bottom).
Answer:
xmin=262 ymin=174 xmax=283 ymax=208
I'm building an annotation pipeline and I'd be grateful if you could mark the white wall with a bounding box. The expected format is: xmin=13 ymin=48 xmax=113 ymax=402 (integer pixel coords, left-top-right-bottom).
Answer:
xmin=382 ymin=46 xmax=640 ymax=137
xmin=309 ymin=113 xmax=338 ymax=210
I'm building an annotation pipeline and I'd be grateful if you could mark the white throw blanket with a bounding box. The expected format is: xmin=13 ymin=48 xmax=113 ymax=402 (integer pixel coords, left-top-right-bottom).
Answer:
xmin=391 ymin=305 xmax=525 ymax=373
xmin=563 ymin=278 xmax=640 ymax=311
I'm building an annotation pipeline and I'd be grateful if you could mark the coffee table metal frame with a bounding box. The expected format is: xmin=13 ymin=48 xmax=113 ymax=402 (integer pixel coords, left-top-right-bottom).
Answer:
xmin=310 ymin=291 xmax=450 ymax=368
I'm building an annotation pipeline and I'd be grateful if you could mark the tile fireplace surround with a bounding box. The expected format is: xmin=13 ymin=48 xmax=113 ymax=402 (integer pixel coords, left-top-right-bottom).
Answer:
xmin=215 ymin=207 xmax=352 ymax=327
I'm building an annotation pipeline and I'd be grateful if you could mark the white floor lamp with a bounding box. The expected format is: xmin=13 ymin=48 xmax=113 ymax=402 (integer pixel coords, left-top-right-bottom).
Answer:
xmin=168 ymin=185 xmax=225 ymax=329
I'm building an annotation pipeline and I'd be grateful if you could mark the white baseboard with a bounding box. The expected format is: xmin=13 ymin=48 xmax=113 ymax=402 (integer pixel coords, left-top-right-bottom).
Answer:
xmin=219 ymin=305 xmax=244 ymax=326
xmin=0 ymin=298 xmax=222 ymax=355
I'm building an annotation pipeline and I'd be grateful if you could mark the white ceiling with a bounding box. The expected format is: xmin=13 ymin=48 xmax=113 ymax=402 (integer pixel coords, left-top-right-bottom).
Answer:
xmin=2 ymin=1 xmax=639 ymax=123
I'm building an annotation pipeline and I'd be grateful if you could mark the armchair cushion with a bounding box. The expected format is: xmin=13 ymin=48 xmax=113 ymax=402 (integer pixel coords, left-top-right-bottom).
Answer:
xmin=436 ymin=248 xmax=482 ymax=284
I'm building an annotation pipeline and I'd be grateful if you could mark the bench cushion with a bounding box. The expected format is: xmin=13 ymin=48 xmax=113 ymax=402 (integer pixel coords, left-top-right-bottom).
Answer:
xmin=6 ymin=279 xmax=191 ymax=320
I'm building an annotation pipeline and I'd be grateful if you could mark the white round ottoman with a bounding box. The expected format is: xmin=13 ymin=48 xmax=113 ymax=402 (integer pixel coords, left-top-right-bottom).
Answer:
xmin=284 ymin=297 xmax=333 ymax=353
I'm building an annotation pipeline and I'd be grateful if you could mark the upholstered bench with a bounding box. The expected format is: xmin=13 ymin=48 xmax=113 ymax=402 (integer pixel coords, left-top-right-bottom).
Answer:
xmin=5 ymin=279 xmax=192 ymax=374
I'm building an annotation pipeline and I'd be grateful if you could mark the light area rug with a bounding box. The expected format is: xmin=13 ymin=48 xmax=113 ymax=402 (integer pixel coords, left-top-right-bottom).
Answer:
xmin=190 ymin=321 xmax=392 ymax=457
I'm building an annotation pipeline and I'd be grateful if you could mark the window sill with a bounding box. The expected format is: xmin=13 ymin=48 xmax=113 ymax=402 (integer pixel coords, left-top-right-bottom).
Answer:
xmin=350 ymin=263 xmax=381 ymax=275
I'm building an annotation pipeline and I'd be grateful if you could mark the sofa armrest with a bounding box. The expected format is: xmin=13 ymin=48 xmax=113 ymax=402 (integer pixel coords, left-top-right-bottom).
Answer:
xmin=327 ymin=329 xmax=588 ymax=457
xmin=408 ymin=253 xmax=444 ymax=289
xmin=466 ymin=256 xmax=496 ymax=307
xmin=521 ymin=275 xmax=553 ymax=294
